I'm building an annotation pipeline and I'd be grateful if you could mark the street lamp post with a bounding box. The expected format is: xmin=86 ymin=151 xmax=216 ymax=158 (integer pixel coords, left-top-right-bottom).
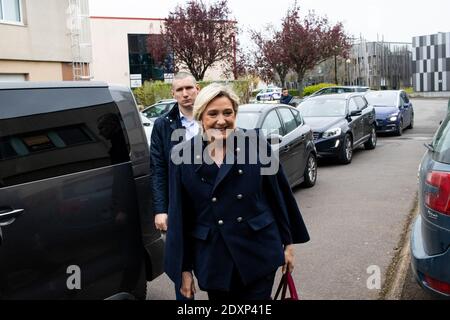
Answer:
xmin=334 ymin=54 xmax=338 ymax=85
xmin=345 ymin=58 xmax=351 ymax=85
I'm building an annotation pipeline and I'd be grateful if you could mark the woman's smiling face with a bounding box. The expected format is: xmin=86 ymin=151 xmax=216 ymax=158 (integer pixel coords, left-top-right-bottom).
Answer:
xmin=201 ymin=96 xmax=236 ymax=141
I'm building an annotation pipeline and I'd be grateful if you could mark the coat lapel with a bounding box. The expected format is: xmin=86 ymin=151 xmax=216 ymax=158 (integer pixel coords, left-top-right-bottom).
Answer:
xmin=212 ymin=162 xmax=233 ymax=193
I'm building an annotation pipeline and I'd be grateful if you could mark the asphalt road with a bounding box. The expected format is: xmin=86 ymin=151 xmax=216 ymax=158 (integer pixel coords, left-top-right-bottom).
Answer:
xmin=146 ymin=98 xmax=449 ymax=300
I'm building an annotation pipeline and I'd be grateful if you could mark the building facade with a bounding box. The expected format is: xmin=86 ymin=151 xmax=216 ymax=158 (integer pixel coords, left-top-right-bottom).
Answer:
xmin=89 ymin=16 xmax=234 ymax=88
xmin=412 ymin=32 xmax=450 ymax=92
xmin=0 ymin=0 xmax=91 ymax=82
xmin=346 ymin=40 xmax=412 ymax=90
xmin=305 ymin=39 xmax=412 ymax=90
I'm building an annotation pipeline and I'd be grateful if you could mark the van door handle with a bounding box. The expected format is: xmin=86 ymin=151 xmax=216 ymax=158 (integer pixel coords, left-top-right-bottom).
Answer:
xmin=0 ymin=209 xmax=25 ymax=227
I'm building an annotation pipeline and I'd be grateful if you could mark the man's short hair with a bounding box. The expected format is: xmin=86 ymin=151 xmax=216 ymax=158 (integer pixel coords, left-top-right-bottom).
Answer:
xmin=172 ymin=72 xmax=197 ymax=89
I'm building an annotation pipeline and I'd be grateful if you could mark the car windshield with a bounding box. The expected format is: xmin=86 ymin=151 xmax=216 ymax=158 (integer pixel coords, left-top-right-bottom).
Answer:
xmin=143 ymin=104 xmax=167 ymax=118
xmin=236 ymin=112 xmax=260 ymax=129
xmin=298 ymin=99 xmax=347 ymax=117
xmin=432 ymin=115 xmax=450 ymax=164
xmin=365 ymin=92 xmax=398 ymax=107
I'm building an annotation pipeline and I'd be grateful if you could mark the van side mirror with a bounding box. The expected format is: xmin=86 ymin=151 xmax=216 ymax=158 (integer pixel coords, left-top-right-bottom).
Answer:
xmin=350 ymin=110 xmax=362 ymax=117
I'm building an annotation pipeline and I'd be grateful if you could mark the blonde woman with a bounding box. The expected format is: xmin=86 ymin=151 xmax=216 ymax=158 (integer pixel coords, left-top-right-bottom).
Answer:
xmin=165 ymin=83 xmax=309 ymax=300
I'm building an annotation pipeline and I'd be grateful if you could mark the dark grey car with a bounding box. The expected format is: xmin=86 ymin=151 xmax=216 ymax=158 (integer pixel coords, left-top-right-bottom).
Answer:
xmin=236 ymin=104 xmax=317 ymax=188
xmin=297 ymin=93 xmax=377 ymax=164
xmin=411 ymin=100 xmax=450 ymax=297
xmin=0 ymin=82 xmax=164 ymax=299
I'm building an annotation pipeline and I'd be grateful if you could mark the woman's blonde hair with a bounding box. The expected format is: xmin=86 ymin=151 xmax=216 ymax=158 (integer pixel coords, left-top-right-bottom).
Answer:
xmin=193 ymin=83 xmax=240 ymax=121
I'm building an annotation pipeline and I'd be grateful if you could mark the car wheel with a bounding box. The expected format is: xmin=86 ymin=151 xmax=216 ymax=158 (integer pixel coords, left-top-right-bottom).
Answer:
xmin=302 ymin=153 xmax=317 ymax=188
xmin=338 ymin=134 xmax=353 ymax=164
xmin=364 ymin=126 xmax=377 ymax=150
xmin=395 ymin=119 xmax=403 ymax=136
xmin=407 ymin=114 xmax=414 ymax=129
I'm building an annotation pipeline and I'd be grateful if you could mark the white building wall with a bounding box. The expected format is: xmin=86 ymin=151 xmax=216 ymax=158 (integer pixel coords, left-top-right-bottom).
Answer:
xmin=0 ymin=0 xmax=79 ymax=62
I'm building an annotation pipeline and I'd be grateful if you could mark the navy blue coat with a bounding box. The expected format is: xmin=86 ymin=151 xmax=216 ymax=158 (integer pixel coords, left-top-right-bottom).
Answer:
xmin=164 ymin=129 xmax=310 ymax=291
xmin=150 ymin=104 xmax=184 ymax=214
xmin=280 ymin=94 xmax=293 ymax=105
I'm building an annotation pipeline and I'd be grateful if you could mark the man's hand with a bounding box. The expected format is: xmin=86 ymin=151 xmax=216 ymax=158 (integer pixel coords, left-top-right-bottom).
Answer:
xmin=180 ymin=271 xmax=196 ymax=299
xmin=154 ymin=213 xmax=168 ymax=231
xmin=282 ymin=244 xmax=295 ymax=274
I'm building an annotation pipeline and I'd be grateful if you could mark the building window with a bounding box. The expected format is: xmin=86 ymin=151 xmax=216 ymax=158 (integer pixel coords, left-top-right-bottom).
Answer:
xmin=0 ymin=0 xmax=22 ymax=23
xmin=128 ymin=34 xmax=174 ymax=85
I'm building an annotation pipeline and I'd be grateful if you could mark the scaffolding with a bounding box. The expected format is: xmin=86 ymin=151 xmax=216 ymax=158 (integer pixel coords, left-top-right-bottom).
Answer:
xmin=67 ymin=0 xmax=92 ymax=80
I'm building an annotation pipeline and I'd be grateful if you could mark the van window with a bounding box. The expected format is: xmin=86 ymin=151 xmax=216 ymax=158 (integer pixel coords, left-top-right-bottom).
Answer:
xmin=0 ymin=103 xmax=130 ymax=188
xmin=432 ymin=116 xmax=450 ymax=164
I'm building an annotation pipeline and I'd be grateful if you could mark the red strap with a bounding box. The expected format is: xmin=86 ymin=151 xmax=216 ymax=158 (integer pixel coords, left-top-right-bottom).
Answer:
xmin=274 ymin=272 xmax=299 ymax=300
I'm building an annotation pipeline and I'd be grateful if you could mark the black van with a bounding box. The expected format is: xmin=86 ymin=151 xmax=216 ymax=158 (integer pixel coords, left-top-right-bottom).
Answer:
xmin=0 ymin=82 xmax=164 ymax=299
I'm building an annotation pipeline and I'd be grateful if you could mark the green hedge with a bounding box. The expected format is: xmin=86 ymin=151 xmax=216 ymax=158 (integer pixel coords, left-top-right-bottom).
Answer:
xmin=288 ymin=89 xmax=299 ymax=97
xmin=132 ymin=81 xmax=172 ymax=107
xmin=401 ymin=87 xmax=414 ymax=94
xmin=132 ymin=80 xmax=253 ymax=107
xmin=303 ymin=83 xmax=336 ymax=97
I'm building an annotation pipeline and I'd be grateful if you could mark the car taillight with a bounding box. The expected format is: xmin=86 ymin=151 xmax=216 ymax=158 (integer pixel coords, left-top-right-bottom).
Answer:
xmin=425 ymin=171 xmax=450 ymax=216
xmin=424 ymin=274 xmax=450 ymax=295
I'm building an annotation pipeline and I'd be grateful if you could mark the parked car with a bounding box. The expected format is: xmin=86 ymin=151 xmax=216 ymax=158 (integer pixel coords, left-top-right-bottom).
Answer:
xmin=256 ymin=87 xmax=282 ymax=101
xmin=297 ymin=93 xmax=377 ymax=164
xmin=141 ymin=99 xmax=176 ymax=121
xmin=140 ymin=113 xmax=153 ymax=146
xmin=364 ymin=90 xmax=414 ymax=136
xmin=0 ymin=82 xmax=164 ymax=299
xmin=236 ymin=104 xmax=317 ymax=188
xmin=307 ymin=86 xmax=370 ymax=99
xmin=288 ymin=97 xmax=304 ymax=108
xmin=411 ymin=101 xmax=450 ymax=298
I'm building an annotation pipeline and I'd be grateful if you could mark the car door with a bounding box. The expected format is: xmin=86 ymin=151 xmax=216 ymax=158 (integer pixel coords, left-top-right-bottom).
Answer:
xmin=355 ymin=96 xmax=374 ymax=138
xmin=0 ymin=89 xmax=142 ymax=299
xmin=261 ymin=109 xmax=294 ymax=182
xmin=400 ymin=92 xmax=412 ymax=126
xmin=277 ymin=107 xmax=308 ymax=184
xmin=348 ymin=97 xmax=364 ymax=144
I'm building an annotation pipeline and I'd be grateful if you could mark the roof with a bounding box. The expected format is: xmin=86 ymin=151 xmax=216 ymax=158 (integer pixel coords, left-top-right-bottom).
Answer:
xmin=323 ymin=86 xmax=369 ymax=89
xmin=306 ymin=92 xmax=365 ymax=100
xmin=0 ymin=82 xmax=114 ymax=119
xmin=365 ymin=90 xmax=402 ymax=94
xmin=239 ymin=103 xmax=289 ymax=112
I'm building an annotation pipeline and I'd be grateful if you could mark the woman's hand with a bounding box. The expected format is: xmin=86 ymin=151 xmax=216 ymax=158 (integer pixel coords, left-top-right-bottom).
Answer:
xmin=180 ymin=271 xmax=196 ymax=299
xmin=282 ymin=244 xmax=295 ymax=274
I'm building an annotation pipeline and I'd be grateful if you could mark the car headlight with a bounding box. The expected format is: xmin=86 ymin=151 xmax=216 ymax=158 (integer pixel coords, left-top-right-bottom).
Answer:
xmin=322 ymin=127 xmax=342 ymax=139
xmin=388 ymin=114 xmax=398 ymax=122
